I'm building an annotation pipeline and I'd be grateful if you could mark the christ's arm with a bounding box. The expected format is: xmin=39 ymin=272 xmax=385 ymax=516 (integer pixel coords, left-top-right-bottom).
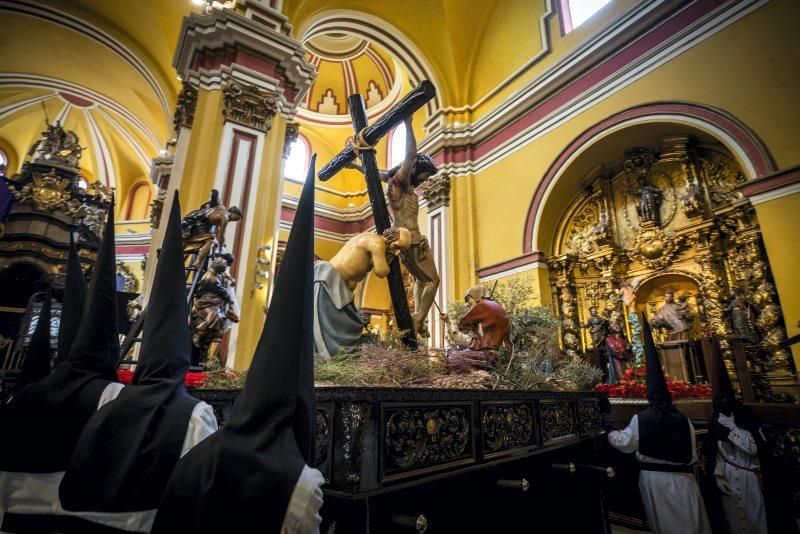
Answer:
xmin=393 ymin=117 xmax=416 ymax=187
xmin=368 ymin=238 xmax=391 ymax=278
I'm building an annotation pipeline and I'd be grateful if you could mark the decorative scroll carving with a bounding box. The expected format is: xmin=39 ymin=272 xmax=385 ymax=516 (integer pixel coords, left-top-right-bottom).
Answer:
xmin=420 ymin=174 xmax=451 ymax=210
xmin=629 ymin=222 xmax=682 ymax=270
xmin=222 ymin=81 xmax=278 ymax=132
xmin=540 ymin=401 xmax=575 ymax=442
xmin=702 ymin=154 xmax=746 ymax=208
xmin=150 ymin=189 xmax=166 ymax=229
xmin=342 ymin=402 xmax=369 ymax=487
xmin=116 ymin=262 xmax=138 ymax=292
xmin=283 ymin=122 xmax=299 ymax=159
xmin=482 ymin=403 xmax=535 ymax=453
xmin=384 ymin=406 xmax=471 ymax=473
xmin=314 ymin=408 xmax=330 ymax=468
xmin=577 ymin=400 xmax=602 ymax=436
xmin=73 ymin=203 xmax=108 ymax=239
xmin=173 ymin=82 xmax=198 ymax=133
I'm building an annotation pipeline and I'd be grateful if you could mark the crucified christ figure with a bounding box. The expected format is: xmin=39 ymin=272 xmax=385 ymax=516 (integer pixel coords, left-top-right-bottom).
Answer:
xmin=348 ymin=117 xmax=440 ymax=336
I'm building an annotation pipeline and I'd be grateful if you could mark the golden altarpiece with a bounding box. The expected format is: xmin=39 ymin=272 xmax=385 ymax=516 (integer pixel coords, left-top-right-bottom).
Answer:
xmin=548 ymin=135 xmax=796 ymax=401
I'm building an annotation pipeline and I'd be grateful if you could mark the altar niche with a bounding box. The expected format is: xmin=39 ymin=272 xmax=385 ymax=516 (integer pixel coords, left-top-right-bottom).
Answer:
xmin=548 ymin=134 xmax=795 ymax=399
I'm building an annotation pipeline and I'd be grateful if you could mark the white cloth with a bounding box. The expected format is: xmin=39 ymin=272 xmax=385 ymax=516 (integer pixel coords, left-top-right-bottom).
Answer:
xmin=0 ymin=398 xmax=218 ymax=533
xmin=0 ymin=382 xmax=124 ymax=530
xmin=281 ymin=465 xmax=325 ymax=534
xmin=714 ymin=414 xmax=767 ymax=534
xmin=67 ymin=401 xmax=219 ymax=533
xmin=608 ymin=414 xmax=711 ymax=534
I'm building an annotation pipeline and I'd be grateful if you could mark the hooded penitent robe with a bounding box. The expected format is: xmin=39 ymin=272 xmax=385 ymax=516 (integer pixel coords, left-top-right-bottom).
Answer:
xmin=607 ymin=315 xmax=711 ymax=534
xmin=59 ymin=192 xmax=217 ymax=533
xmin=0 ymin=205 xmax=124 ymax=532
xmin=57 ymin=234 xmax=87 ymax=363
xmin=152 ymin=157 xmax=324 ymax=534
xmin=704 ymin=336 xmax=767 ymax=534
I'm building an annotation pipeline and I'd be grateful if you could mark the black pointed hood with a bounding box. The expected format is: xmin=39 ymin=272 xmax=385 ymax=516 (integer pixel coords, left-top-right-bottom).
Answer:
xmin=637 ymin=314 xmax=692 ymax=464
xmin=643 ymin=315 xmax=671 ymax=406
xmin=0 ymin=204 xmax=120 ymax=474
xmin=57 ymin=234 xmax=87 ymax=362
xmin=135 ymin=191 xmax=192 ymax=384
xmin=711 ymin=335 xmax=736 ymax=415
xmin=61 ymin=192 xmax=202 ymax=513
xmin=65 ymin=203 xmax=120 ymax=374
xmin=153 ymin=155 xmax=318 ymax=533
xmin=18 ymin=289 xmax=53 ymax=389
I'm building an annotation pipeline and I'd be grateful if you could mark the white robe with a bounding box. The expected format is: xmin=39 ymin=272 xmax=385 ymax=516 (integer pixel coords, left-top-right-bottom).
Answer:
xmin=0 ymin=386 xmax=218 ymax=533
xmin=281 ymin=465 xmax=325 ymax=534
xmin=608 ymin=414 xmax=711 ymax=534
xmin=714 ymin=413 xmax=767 ymax=534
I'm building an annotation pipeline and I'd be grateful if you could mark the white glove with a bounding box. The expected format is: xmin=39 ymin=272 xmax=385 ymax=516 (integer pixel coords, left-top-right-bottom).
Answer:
xmin=718 ymin=413 xmax=735 ymax=430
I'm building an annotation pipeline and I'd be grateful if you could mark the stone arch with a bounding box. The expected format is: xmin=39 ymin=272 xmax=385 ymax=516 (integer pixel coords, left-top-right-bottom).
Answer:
xmin=296 ymin=10 xmax=446 ymax=117
xmin=524 ymin=101 xmax=776 ymax=255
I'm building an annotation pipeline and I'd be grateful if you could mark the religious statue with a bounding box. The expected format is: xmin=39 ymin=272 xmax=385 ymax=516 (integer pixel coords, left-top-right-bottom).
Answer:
xmin=651 ymin=291 xmax=694 ymax=341
xmin=348 ymin=117 xmax=440 ymax=336
xmin=635 ymin=175 xmax=663 ymax=226
xmin=181 ymin=190 xmax=242 ymax=267
xmin=604 ymin=318 xmax=633 ymax=384
xmin=582 ymin=306 xmax=610 ymax=349
xmin=190 ymin=256 xmax=240 ymax=366
xmin=314 ymin=227 xmax=411 ymax=358
xmin=27 ymin=120 xmax=83 ymax=169
xmin=441 ymin=285 xmax=512 ymax=373
xmin=725 ymin=287 xmax=759 ymax=340
xmin=618 ymin=280 xmax=644 ymax=363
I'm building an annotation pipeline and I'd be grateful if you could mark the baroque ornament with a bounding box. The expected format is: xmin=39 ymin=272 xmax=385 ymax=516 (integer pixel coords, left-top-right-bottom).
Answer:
xmin=540 ymin=401 xmax=575 ymax=442
xmin=384 ymin=406 xmax=471 ymax=473
xmin=223 ymin=81 xmax=278 ymax=132
xmin=314 ymin=408 xmax=330 ymax=469
xmin=420 ymin=174 xmax=451 ymax=210
xmin=629 ymin=222 xmax=682 ymax=269
xmin=173 ymin=82 xmax=198 ymax=133
xmin=11 ymin=171 xmax=77 ymax=213
xmin=482 ymin=403 xmax=535 ymax=453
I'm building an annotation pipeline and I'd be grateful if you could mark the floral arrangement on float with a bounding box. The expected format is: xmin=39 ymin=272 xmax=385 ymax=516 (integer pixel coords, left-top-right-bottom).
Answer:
xmin=595 ymin=365 xmax=711 ymax=399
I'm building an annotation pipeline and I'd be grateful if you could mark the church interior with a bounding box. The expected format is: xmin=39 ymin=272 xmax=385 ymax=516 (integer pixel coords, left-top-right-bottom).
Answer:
xmin=1 ymin=0 xmax=799 ymax=532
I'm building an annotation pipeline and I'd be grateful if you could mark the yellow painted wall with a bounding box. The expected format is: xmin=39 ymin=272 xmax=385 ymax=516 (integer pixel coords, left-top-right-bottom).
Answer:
xmin=752 ymin=193 xmax=800 ymax=369
xmin=472 ymin=0 xmax=800 ymax=268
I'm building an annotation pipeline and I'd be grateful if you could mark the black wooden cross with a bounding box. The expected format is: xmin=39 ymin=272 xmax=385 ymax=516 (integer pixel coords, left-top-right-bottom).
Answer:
xmin=318 ymin=81 xmax=436 ymax=348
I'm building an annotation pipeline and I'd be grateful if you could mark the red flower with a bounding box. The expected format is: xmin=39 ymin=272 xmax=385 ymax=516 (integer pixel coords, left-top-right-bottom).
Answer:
xmin=114 ymin=369 xmax=208 ymax=388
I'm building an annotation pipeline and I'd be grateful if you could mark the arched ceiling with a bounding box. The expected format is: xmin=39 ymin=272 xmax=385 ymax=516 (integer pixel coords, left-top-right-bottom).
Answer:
xmin=0 ymin=1 xmax=191 ymax=202
xmin=298 ymin=34 xmax=402 ymax=126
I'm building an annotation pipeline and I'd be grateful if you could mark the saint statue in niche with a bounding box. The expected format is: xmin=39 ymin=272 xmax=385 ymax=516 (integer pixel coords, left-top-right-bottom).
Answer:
xmin=651 ymin=291 xmax=694 ymax=341
xmin=635 ymin=175 xmax=663 ymax=226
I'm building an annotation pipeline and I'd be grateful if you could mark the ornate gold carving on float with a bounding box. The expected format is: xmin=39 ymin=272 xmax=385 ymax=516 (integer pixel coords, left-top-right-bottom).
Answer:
xmin=222 ymin=81 xmax=278 ymax=132
xmin=550 ymin=134 xmax=794 ymax=393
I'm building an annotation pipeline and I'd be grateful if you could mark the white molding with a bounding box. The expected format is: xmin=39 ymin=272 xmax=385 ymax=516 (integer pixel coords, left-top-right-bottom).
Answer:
xmin=419 ymin=0 xmax=767 ymax=176
xmin=478 ymin=261 xmax=548 ymax=282
xmin=0 ymin=74 xmax=161 ymax=150
xmin=749 ymin=182 xmax=800 ymax=206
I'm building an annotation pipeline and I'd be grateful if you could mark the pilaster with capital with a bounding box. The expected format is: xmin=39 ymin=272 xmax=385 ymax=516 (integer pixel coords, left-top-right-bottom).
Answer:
xmin=141 ymin=3 xmax=315 ymax=370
